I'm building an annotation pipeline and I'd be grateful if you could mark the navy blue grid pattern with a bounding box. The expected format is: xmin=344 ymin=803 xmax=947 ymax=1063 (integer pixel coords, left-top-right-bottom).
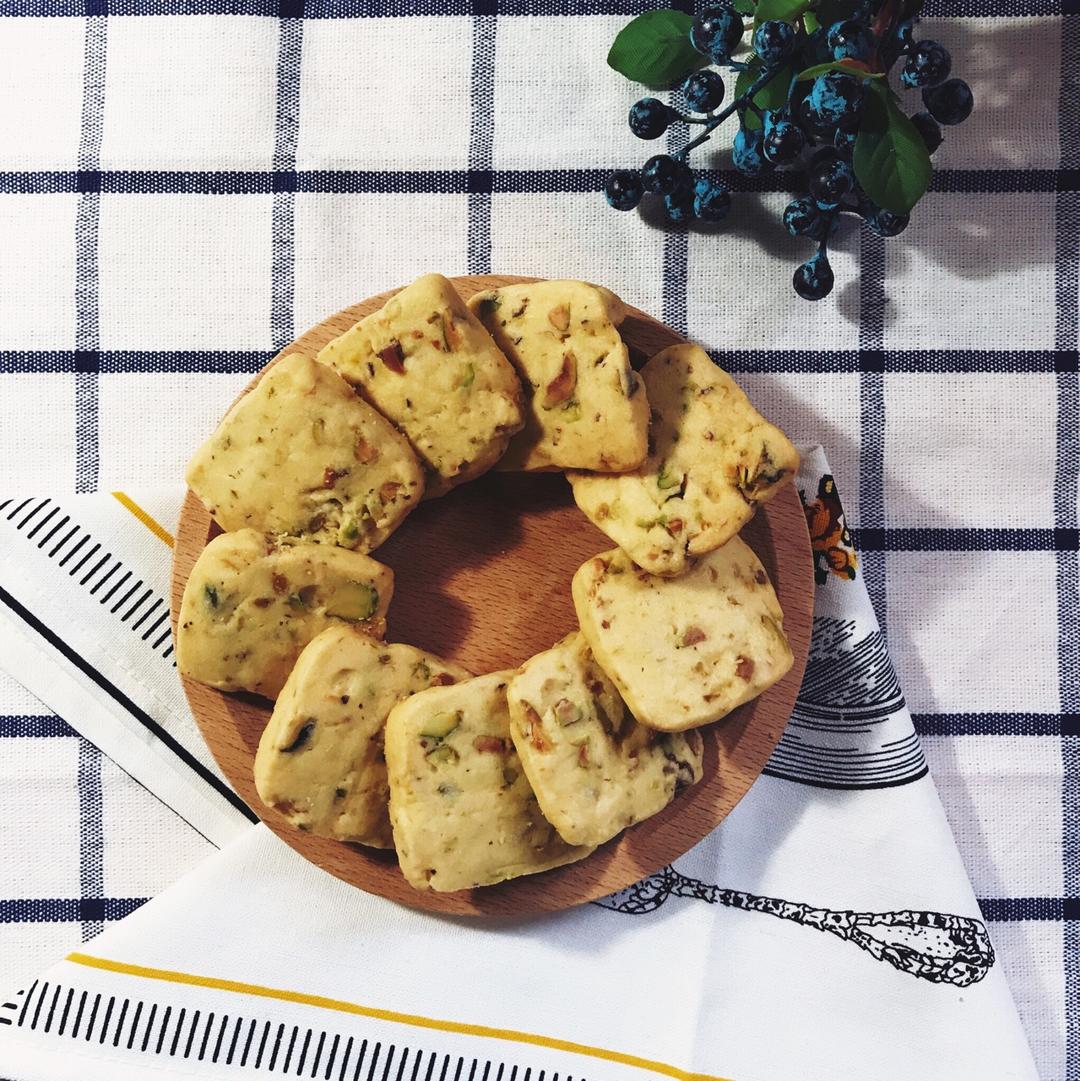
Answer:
xmin=0 ymin=712 xmax=149 ymax=935
xmin=73 ymin=9 xmax=106 ymax=494
xmin=0 ymin=1 xmax=1074 ymax=1076
xmin=1057 ymin=6 xmax=1080 ymax=1075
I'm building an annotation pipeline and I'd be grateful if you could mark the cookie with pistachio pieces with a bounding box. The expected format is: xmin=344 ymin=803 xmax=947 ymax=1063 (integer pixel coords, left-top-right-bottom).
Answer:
xmin=507 ymin=632 xmax=703 ymax=847
xmin=177 ymin=529 xmax=393 ymax=700
xmin=186 ymin=353 xmax=424 ymax=552
xmin=568 ymin=343 xmax=799 ymax=576
xmin=572 ymin=541 xmax=793 ymax=732
xmin=384 ymin=669 xmax=593 ymax=892
xmin=468 ymin=280 xmax=650 ymax=472
xmin=254 ymin=626 xmax=470 ymax=848
xmin=318 ymin=274 xmax=524 ymax=498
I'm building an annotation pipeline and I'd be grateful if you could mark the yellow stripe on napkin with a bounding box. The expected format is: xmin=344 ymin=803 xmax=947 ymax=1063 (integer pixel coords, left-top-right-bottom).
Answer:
xmin=111 ymin=491 xmax=174 ymax=548
xmin=66 ymin=952 xmax=729 ymax=1081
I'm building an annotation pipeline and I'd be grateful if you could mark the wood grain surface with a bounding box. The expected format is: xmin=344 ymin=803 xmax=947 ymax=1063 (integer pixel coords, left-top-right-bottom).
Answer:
xmin=171 ymin=274 xmax=814 ymax=916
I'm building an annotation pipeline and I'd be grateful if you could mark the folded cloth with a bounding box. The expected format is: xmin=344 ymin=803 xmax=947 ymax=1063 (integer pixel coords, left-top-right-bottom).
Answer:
xmin=0 ymin=449 xmax=1039 ymax=1081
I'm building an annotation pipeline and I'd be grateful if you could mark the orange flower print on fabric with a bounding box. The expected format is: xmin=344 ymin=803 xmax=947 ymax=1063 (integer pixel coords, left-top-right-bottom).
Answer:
xmin=800 ymin=474 xmax=857 ymax=586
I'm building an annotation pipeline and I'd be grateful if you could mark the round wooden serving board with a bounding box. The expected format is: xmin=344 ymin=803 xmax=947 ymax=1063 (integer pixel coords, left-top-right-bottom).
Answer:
xmin=171 ymin=275 xmax=814 ymax=917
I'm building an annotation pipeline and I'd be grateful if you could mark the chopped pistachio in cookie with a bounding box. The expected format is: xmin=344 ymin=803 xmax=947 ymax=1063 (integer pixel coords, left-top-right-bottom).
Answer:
xmin=468 ymin=280 xmax=650 ymax=472
xmin=186 ymin=353 xmax=424 ymax=553
xmin=254 ymin=626 xmax=470 ymax=848
xmin=384 ymin=669 xmax=593 ymax=892
xmin=318 ymin=274 xmax=524 ymax=498
xmin=177 ymin=529 xmax=393 ymax=700
xmin=572 ymin=540 xmax=793 ymax=732
xmin=568 ymin=343 xmax=799 ymax=576
xmin=507 ymin=632 xmax=703 ymax=847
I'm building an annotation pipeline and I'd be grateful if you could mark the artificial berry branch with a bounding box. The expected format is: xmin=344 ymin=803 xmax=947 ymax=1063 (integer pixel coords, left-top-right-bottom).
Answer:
xmin=604 ymin=0 xmax=974 ymax=301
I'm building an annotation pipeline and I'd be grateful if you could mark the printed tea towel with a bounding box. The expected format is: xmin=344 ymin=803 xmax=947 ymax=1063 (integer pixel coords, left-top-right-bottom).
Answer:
xmin=0 ymin=448 xmax=1039 ymax=1081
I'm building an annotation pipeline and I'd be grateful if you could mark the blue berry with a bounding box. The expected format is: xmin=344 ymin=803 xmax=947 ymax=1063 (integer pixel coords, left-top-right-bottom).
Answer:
xmin=641 ymin=154 xmax=693 ymax=195
xmin=910 ymin=111 xmax=943 ymax=154
xmin=901 ymin=41 xmax=951 ymax=89
xmin=808 ymin=156 xmax=854 ymax=207
xmin=692 ymin=177 xmax=731 ymax=222
xmin=753 ymin=20 xmax=796 ymax=64
xmin=796 ymin=94 xmax=836 ymax=143
xmin=763 ymin=119 xmax=805 ymax=164
xmin=866 ymin=206 xmax=910 ymax=237
xmin=923 ymin=78 xmax=973 ymax=126
xmin=807 ymin=72 xmax=865 ymax=129
xmin=783 ymin=195 xmax=823 ymax=237
xmin=732 ymin=128 xmax=767 ymax=176
xmin=628 ymin=98 xmax=671 ymax=140
xmin=682 ymin=70 xmax=725 ymax=114
xmin=833 ymin=127 xmax=857 ymax=156
xmin=663 ymin=189 xmax=694 ymax=224
xmin=793 ymin=252 xmax=834 ymax=301
xmin=605 ymin=170 xmax=644 ymax=211
xmin=691 ymin=6 xmax=743 ymax=65
xmin=826 ymin=19 xmax=873 ymax=61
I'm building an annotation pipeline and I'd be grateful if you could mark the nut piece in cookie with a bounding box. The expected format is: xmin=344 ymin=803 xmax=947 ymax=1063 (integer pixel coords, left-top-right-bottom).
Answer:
xmin=507 ymin=632 xmax=703 ymax=847
xmin=384 ymin=669 xmax=592 ymax=891
xmin=186 ymin=353 xmax=424 ymax=552
xmin=572 ymin=541 xmax=793 ymax=731
xmin=177 ymin=529 xmax=393 ymax=699
xmin=254 ymin=626 xmax=470 ymax=847
xmin=318 ymin=274 xmax=524 ymax=498
xmin=468 ymin=280 xmax=649 ymax=472
xmin=569 ymin=343 xmax=798 ymax=576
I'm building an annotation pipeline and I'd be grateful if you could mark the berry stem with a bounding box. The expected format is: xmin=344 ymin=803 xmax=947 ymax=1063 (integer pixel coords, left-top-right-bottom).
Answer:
xmin=674 ymin=63 xmax=785 ymax=161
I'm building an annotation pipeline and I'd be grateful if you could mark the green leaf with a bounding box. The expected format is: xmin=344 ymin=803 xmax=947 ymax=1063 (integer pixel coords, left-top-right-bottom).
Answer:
xmin=735 ymin=62 xmax=794 ymax=130
xmin=607 ymin=9 xmax=703 ymax=89
xmin=754 ymin=0 xmax=811 ymax=27
xmin=802 ymin=10 xmax=821 ymax=32
xmin=853 ymin=81 xmax=932 ymax=214
xmin=795 ymin=59 xmax=884 ymax=81
xmin=731 ymin=0 xmax=756 ymax=12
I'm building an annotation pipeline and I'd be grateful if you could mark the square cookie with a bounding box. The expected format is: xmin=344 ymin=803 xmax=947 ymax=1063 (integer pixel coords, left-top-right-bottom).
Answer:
xmin=572 ymin=540 xmax=793 ymax=731
xmin=177 ymin=529 xmax=393 ymax=699
xmin=318 ymin=274 xmax=524 ymax=497
xmin=186 ymin=353 xmax=424 ymax=552
xmin=508 ymin=632 xmax=703 ymax=847
xmin=469 ymin=279 xmax=649 ymax=471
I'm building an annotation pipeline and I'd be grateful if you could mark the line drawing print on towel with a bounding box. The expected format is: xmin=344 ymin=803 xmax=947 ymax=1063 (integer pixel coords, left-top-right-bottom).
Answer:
xmin=763 ymin=615 xmax=928 ymax=790
xmin=595 ymin=865 xmax=995 ymax=988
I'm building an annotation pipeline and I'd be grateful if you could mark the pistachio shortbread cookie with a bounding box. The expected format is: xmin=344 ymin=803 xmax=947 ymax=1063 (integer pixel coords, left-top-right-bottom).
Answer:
xmin=572 ymin=541 xmax=793 ymax=731
xmin=318 ymin=274 xmax=524 ymax=497
xmin=507 ymin=632 xmax=703 ymax=847
xmin=385 ymin=669 xmax=592 ymax=891
xmin=569 ymin=343 xmax=799 ymax=576
xmin=186 ymin=353 xmax=424 ymax=552
xmin=468 ymin=280 xmax=649 ymax=472
xmin=254 ymin=626 xmax=470 ymax=848
xmin=177 ymin=529 xmax=393 ymax=699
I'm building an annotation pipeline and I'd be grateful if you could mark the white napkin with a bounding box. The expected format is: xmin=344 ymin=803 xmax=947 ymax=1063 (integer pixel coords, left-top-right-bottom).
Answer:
xmin=0 ymin=448 xmax=1039 ymax=1081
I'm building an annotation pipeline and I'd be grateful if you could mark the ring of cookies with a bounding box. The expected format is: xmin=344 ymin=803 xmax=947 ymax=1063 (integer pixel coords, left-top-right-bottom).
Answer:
xmin=178 ymin=274 xmax=799 ymax=894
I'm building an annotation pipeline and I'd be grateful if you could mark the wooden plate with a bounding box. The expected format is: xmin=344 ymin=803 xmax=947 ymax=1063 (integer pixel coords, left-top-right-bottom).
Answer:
xmin=171 ymin=275 xmax=814 ymax=916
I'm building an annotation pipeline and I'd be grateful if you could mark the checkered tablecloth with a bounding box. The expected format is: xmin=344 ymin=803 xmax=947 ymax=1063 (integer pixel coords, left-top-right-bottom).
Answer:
xmin=0 ymin=2 xmax=1074 ymax=1078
